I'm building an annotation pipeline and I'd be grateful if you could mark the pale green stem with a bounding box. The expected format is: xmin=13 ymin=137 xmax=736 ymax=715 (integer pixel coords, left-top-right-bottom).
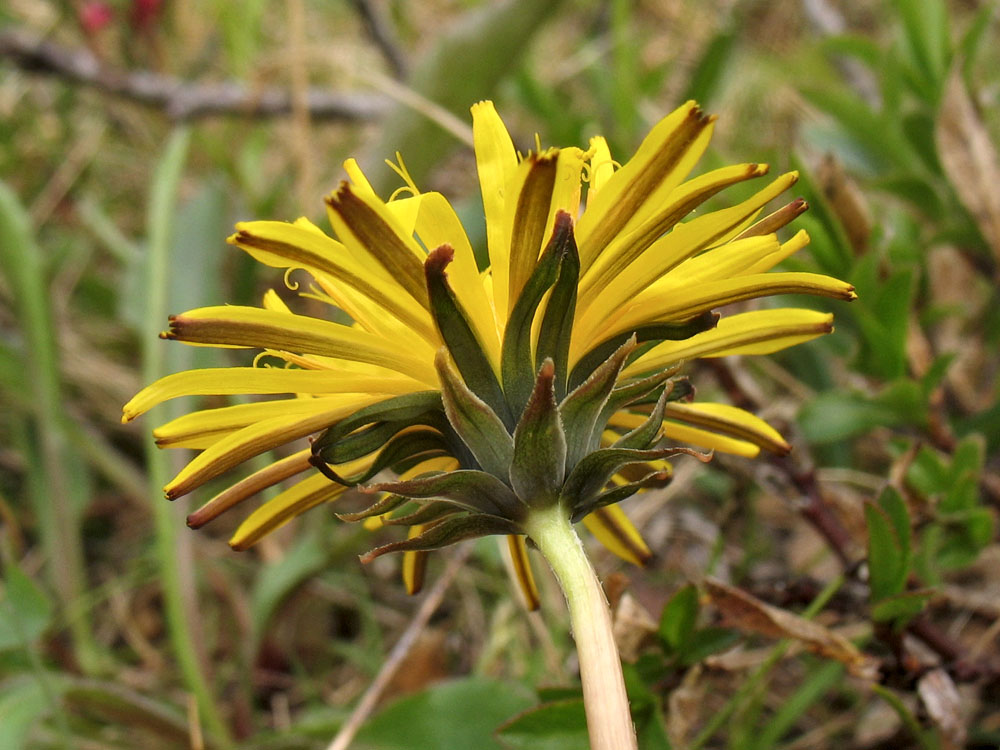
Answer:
xmin=523 ymin=503 xmax=638 ymax=750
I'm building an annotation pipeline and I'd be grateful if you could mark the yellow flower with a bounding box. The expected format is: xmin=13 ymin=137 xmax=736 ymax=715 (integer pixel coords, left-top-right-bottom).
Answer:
xmin=124 ymin=101 xmax=854 ymax=607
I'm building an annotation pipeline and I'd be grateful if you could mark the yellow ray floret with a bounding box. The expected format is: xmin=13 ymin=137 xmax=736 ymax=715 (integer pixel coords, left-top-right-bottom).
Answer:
xmin=163 ymin=306 xmax=438 ymax=386
xmin=624 ymin=308 xmax=834 ymax=376
xmin=123 ymin=367 xmax=426 ymax=422
xmin=163 ymin=396 xmax=385 ymax=499
xmin=582 ymin=505 xmax=652 ymax=567
xmin=596 ymin=273 xmax=855 ymax=345
xmin=577 ymin=101 xmax=715 ymax=270
xmin=472 ymin=100 xmax=519 ymax=318
xmin=187 ymin=449 xmax=313 ymax=529
xmin=230 ymin=470 xmax=362 ymax=551
xmin=661 ymin=402 xmax=791 ymax=455
xmin=229 ymin=219 xmax=437 ymax=344
xmin=152 ymin=397 xmax=354 ymax=449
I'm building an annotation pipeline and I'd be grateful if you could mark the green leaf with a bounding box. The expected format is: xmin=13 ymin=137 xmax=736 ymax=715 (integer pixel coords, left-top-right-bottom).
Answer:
xmin=959 ymin=2 xmax=997 ymax=78
xmin=496 ymin=698 xmax=590 ymax=750
xmin=0 ymin=562 xmax=54 ymax=652
xmin=354 ymin=677 xmax=535 ymax=750
xmin=425 ymin=246 xmax=512 ymax=426
xmin=877 ymin=486 xmax=911 ymax=563
xmin=798 ymin=379 xmax=927 ymax=445
xmin=871 ymin=590 xmax=932 ymax=624
xmin=502 ymin=213 xmax=574 ymax=415
xmin=849 ymin=261 xmax=914 ymax=379
xmin=940 ymin=472 xmax=979 ymax=513
xmin=436 ymin=349 xmax=513 ymax=480
xmin=865 ymin=496 xmax=909 ymax=602
xmin=558 ymin=336 xmax=636 ymax=473
xmin=681 ymin=24 xmax=737 ymax=106
xmin=873 ymin=175 xmax=945 ymax=220
xmin=948 ymin=435 xmax=985 ymax=483
xmin=510 ymin=360 xmax=567 ymax=505
xmin=892 ymin=0 xmax=950 ymax=100
xmin=0 ymin=679 xmax=53 ymax=750
xmin=659 ymin=584 xmax=699 ymax=654
xmin=359 ymin=514 xmax=519 ymax=563
xmin=934 ymin=508 xmax=995 ymax=569
xmin=680 ymin=627 xmax=740 ymax=666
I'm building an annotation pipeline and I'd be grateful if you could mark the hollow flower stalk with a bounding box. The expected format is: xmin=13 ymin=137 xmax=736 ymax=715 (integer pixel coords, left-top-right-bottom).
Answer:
xmin=124 ymin=100 xmax=854 ymax=749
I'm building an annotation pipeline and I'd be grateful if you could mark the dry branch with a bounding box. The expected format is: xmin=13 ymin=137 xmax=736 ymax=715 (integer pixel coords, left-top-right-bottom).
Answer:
xmin=0 ymin=28 xmax=389 ymax=122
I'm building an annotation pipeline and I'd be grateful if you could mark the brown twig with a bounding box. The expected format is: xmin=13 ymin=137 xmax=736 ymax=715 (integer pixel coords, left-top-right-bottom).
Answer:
xmin=707 ymin=358 xmax=991 ymax=681
xmin=348 ymin=0 xmax=408 ymax=80
xmin=325 ymin=543 xmax=473 ymax=750
xmin=0 ymin=28 xmax=389 ymax=122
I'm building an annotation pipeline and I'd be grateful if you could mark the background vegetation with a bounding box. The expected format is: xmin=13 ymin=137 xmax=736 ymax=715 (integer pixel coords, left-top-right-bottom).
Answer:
xmin=1 ymin=0 xmax=998 ymax=748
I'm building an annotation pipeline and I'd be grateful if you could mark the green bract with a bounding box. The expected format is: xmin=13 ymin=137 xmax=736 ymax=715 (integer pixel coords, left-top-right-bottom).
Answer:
xmin=312 ymin=216 xmax=710 ymax=563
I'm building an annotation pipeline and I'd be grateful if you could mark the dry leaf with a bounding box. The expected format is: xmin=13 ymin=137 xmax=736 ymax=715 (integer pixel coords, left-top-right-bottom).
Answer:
xmin=667 ymin=664 xmax=706 ymax=749
xmin=918 ymin=668 xmax=966 ymax=750
xmin=936 ymin=66 xmax=1000 ymax=265
xmin=818 ymin=153 xmax=871 ymax=254
xmin=612 ymin=592 xmax=658 ymax=662
xmin=704 ymin=578 xmax=879 ymax=680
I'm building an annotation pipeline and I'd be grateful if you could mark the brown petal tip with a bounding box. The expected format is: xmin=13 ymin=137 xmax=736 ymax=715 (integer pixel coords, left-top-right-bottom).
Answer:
xmin=425 ymin=244 xmax=455 ymax=276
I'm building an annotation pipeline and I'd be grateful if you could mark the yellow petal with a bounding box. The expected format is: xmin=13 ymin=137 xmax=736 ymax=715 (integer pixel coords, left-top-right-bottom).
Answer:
xmin=342 ymin=157 xmax=377 ymax=196
xmin=661 ymin=421 xmax=759 ymax=457
xmin=505 ymin=535 xmax=540 ymax=611
xmin=124 ymin=366 xmax=427 ymax=422
xmin=582 ymin=505 xmax=652 ymax=566
xmin=546 ymin=146 xmax=586 ymax=249
xmin=163 ymin=306 xmax=438 ymax=385
xmin=472 ymin=100 xmax=518 ymax=314
xmin=308 ymin=271 xmax=422 ymax=342
xmin=186 ymin=449 xmax=313 ymax=528
xmin=608 ymin=411 xmax=760 ymax=457
xmin=164 ymin=396 xmax=384 ymax=499
xmin=743 ymin=229 xmax=811 ymax=275
xmin=662 ymin=402 xmax=790 ymax=455
xmin=325 ymin=182 xmax=429 ymax=307
xmin=579 ymin=163 xmax=770 ymax=302
xmin=658 ymin=234 xmax=781 ymax=288
xmin=623 ymin=309 xmax=834 ymax=375
xmin=596 ymin=272 xmax=855 ymax=344
xmin=734 ymin=198 xmax=809 ymax=241
xmin=506 ymin=151 xmax=560 ymax=315
xmin=262 ymin=288 xmax=291 ymax=313
xmin=587 ymin=136 xmax=615 ymax=198
xmin=577 ymin=101 xmax=715 ymax=272
xmin=153 ymin=397 xmax=342 ymax=449
xmin=402 ymin=530 xmax=428 ymax=595
xmin=576 ymin=172 xmax=801 ymax=339
xmin=228 ymin=220 xmax=437 ymax=344
xmin=229 ymin=472 xmax=353 ymax=551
